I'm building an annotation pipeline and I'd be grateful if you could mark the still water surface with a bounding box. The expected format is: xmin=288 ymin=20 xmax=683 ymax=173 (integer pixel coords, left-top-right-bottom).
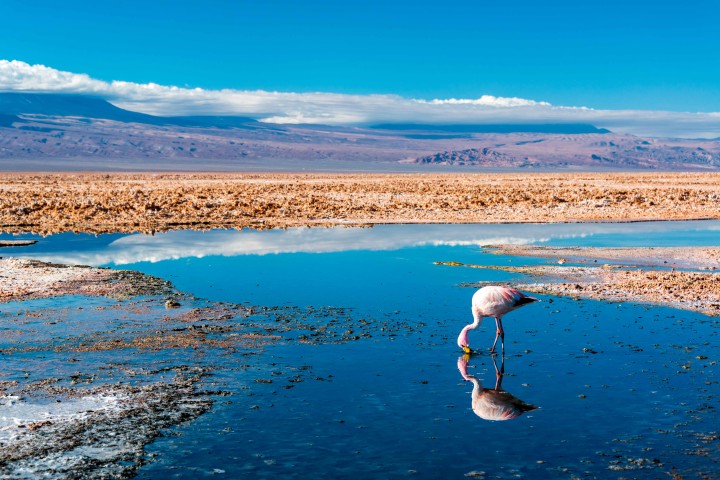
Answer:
xmin=1 ymin=221 xmax=719 ymax=478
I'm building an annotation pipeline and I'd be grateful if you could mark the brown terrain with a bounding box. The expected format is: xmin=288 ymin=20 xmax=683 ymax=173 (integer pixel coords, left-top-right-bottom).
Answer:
xmin=1 ymin=171 xmax=719 ymax=235
xmin=513 ymin=266 xmax=720 ymax=316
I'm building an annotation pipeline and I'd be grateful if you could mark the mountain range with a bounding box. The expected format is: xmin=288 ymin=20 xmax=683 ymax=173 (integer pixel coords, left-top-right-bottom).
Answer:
xmin=0 ymin=92 xmax=718 ymax=171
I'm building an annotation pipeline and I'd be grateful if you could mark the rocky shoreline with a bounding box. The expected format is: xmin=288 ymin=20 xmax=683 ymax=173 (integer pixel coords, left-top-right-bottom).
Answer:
xmin=0 ymin=257 xmax=173 ymax=303
xmin=485 ymin=245 xmax=720 ymax=270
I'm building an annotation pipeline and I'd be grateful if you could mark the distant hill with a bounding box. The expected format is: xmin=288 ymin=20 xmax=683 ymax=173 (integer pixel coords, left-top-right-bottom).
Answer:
xmin=0 ymin=92 xmax=258 ymax=128
xmin=1 ymin=92 xmax=719 ymax=171
xmin=370 ymin=123 xmax=611 ymax=134
xmin=0 ymin=92 xmax=159 ymax=123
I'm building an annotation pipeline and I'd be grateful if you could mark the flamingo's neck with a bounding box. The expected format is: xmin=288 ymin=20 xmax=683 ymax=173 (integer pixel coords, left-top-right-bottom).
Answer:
xmin=457 ymin=312 xmax=482 ymax=348
xmin=470 ymin=309 xmax=482 ymax=329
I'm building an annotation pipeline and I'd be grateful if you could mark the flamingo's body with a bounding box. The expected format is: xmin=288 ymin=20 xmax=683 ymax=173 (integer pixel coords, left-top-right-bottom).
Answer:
xmin=458 ymin=286 xmax=539 ymax=355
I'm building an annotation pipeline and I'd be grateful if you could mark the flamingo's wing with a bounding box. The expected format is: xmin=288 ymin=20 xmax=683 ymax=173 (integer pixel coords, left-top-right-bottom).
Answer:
xmin=505 ymin=288 xmax=539 ymax=307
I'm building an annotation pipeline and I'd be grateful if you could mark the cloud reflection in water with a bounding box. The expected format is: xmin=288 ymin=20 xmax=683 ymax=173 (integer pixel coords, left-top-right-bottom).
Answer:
xmin=10 ymin=221 xmax=720 ymax=267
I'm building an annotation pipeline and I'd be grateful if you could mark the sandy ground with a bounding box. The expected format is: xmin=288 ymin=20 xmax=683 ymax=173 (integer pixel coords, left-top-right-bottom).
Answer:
xmin=1 ymin=172 xmax=719 ymax=234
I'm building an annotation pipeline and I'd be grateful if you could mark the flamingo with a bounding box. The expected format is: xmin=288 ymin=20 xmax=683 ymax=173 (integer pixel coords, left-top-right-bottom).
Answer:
xmin=457 ymin=286 xmax=539 ymax=355
xmin=457 ymin=354 xmax=537 ymax=421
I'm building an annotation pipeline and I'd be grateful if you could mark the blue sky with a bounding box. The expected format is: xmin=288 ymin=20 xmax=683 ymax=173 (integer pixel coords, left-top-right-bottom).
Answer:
xmin=1 ymin=1 xmax=719 ymax=136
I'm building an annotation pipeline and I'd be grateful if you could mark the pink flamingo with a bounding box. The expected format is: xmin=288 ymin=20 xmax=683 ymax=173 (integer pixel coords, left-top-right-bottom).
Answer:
xmin=457 ymin=286 xmax=539 ymax=355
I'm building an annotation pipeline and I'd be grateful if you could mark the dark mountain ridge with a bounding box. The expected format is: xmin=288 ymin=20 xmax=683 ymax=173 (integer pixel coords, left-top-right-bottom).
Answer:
xmin=0 ymin=92 xmax=158 ymax=122
xmin=0 ymin=92 xmax=258 ymax=129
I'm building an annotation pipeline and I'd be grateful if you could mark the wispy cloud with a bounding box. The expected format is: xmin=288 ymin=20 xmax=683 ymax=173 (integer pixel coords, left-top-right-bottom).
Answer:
xmin=1 ymin=60 xmax=719 ymax=138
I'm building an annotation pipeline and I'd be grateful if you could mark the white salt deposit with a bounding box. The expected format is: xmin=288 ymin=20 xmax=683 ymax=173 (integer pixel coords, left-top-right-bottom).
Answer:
xmin=0 ymin=394 xmax=121 ymax=443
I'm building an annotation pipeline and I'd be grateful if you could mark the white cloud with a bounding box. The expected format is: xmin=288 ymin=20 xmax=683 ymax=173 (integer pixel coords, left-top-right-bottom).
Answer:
xmin=421 ymin=95 xmax=553 ymax=108
xmin=0 ymin=60 xmax=107 ymax=93
xmin=1 ymin=60 xmax=719 ymax=138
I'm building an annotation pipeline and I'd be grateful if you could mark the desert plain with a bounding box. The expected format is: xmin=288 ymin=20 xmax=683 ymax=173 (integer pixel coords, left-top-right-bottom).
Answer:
xmin=1 ymin=171 xmax=719 ymax=234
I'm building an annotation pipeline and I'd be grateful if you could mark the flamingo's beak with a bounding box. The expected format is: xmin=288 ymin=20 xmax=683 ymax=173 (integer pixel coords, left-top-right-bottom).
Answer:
xmin=461 ymin=345 xmax=472 ymax=354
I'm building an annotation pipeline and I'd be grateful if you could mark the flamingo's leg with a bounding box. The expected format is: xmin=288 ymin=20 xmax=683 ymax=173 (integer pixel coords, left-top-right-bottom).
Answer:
xmin=490 ymin=319 xmax=499 ymax=354
xmin=491 ymin=317 xmax=505 ymax=356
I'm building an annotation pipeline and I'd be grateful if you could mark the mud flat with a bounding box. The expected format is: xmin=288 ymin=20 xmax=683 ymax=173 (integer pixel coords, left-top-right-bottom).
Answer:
xmin=0 ymin=259 xmax=239 ymax=478
xmin=0 ymin=260 xmax=212 ymax=478
xmin=0 ymin=257 xmax=173 ymax=303
xmin=0 ymin=380 xmax=213 ymax=479
xmin=1 ymin=172 xmax=719 ymax=234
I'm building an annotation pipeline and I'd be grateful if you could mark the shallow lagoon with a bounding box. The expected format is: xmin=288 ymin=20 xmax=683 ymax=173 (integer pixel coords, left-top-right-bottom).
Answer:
xmin=1 ymin=221 xmax=719 ymax=478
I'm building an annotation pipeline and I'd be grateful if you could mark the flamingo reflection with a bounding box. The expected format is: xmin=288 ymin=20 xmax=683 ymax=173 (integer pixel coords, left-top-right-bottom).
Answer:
xmin=457 ymin=354 xmax=537 ymax=421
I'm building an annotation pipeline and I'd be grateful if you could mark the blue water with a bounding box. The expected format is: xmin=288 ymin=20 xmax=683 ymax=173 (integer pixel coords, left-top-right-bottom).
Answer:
xmin=1 ymin=222 xmax=719 ymax=478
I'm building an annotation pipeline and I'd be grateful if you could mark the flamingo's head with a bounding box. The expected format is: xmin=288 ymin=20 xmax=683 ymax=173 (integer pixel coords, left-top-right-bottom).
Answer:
xmin=458 ymin=326 xmax=473 ymax=354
